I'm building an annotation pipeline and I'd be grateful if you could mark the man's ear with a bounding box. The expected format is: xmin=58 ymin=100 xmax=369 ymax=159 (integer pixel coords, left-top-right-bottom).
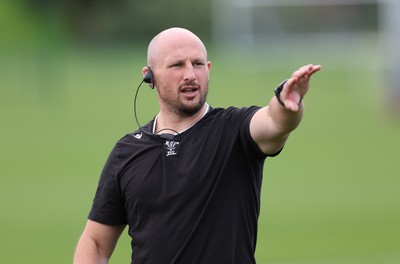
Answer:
xmin=142 ymin=66 xmax=154 ymax=89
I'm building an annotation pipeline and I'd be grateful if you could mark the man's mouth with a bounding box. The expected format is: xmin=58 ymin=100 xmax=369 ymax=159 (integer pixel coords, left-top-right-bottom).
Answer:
xmin=180 ymin=83 xmax=200 ymax=94
xmin=181 ymin=87 xmax=198 ymax=93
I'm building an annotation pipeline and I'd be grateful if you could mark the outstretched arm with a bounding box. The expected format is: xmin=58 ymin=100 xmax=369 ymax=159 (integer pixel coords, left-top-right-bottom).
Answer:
xmin=250 ymin=64 xmax=321 ymax=155
xmin=74 ymin=220 xmax=125 ymax=264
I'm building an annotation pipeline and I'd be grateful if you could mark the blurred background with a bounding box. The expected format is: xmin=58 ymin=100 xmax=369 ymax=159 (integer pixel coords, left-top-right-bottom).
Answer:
xmin=0 ymin=0 xmax=399 ymax=263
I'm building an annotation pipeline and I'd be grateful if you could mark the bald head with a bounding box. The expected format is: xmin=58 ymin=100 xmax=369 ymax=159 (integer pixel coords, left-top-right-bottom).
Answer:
xmin=147 ymin=28 xmax=208 ymax=68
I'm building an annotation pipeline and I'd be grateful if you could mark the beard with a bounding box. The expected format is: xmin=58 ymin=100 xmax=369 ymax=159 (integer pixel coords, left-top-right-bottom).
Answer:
xmin=158 ymin=82 xmax=209 ymax=118
xmin=176 ymin=90 xmax=208 ymax=117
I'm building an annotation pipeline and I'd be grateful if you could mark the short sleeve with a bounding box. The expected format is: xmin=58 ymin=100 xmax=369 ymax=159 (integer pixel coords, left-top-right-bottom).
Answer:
xmin=235 ymin=106 xmax=269 ymax=160
xmin=88 ymin=145 xmax=127 ymax=225
xmin=240 ymin=106 xmax=283 ymax=158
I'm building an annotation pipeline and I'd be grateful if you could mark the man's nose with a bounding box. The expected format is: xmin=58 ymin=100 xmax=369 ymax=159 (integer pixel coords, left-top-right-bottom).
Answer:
xmin=183 ymin=64 xmax=196 ymax=82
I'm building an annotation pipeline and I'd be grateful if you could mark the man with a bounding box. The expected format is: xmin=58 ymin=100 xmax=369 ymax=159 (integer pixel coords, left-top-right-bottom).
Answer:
xmin=74 ymin=27 xmax=321 ymax=264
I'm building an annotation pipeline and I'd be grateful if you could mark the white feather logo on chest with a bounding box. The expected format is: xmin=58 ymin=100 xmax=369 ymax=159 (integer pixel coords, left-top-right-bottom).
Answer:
xmin=165 ymin=140 xmax=179 ymax=156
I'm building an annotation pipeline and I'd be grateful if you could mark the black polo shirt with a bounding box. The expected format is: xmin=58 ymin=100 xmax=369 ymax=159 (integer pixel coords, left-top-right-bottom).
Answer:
xmin=89 ymin=106 xmax=277 ymax=264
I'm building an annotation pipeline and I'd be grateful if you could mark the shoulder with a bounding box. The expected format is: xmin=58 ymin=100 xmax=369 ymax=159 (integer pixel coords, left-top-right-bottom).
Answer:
xmin=199 ymin=105 xmax=262 ymax=137
xmin=116 ymin=119 xmax=156 ymax=144
xmin=207 ymin=106 xmax=261 ymax=122
xmin=201 ymin=106 xmax=267 ymax=159
xmin=108 ymin=122 xmax=158 ymax=160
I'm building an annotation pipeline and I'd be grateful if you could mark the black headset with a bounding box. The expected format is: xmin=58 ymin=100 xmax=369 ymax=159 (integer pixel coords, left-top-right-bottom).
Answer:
xmin=143 ymin=67 xmax=154 ymax=88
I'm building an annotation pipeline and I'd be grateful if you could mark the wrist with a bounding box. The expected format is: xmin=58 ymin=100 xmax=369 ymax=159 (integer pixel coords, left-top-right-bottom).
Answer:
xmin=274 ymin=79 xmax=303 ymax=108
xmin=274 ymin=80 xmax=287 ymax=107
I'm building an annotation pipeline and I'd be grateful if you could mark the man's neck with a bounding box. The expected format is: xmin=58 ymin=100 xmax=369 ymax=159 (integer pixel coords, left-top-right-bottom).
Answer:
xmin=154 ymin=103 xmax=209 ymax=134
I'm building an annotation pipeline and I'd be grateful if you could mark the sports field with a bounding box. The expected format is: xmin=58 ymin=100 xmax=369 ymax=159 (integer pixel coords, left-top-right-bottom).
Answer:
xmin=0 ymin=45 xmax=399 ymax=263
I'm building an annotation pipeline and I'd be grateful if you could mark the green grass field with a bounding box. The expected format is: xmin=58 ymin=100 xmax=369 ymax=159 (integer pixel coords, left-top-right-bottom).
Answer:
xmin=0 ymin=45 xmax=399 ymax=263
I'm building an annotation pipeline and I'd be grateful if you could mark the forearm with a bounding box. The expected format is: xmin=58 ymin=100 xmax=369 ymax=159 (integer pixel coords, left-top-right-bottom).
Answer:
xmin=74 ymin=220 xmax=124 ymax=264
xmin=268 ymin=64 xmax=320 ymax=134
xmin=74 ymin=236 xmax=109 ymax=264
xmin=250 ymin=97 xmax=304 ymax=155
xmin=250 ymin=64 xmax=320 ymax=154
xmin=267 ymin=95 xmax=304 ymax=137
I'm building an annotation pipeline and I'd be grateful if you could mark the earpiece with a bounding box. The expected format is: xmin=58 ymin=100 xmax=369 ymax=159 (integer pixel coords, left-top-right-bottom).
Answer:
xmin=143 ymin=67 xmax=154 ymax=88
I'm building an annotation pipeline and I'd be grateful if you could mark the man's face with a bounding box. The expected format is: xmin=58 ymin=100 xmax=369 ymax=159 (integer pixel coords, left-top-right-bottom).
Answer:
xmin=151 ymin=34 xmax=211 ymax=117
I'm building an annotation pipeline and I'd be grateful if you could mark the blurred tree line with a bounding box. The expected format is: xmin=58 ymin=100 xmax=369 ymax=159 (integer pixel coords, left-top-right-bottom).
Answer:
xmin=1 ymin=0 xmax=212 ymax=48
xmin=30 ymin=0 xmax=212 ymax=43
xmin=2 ymin=0 xmax=381 ymax=49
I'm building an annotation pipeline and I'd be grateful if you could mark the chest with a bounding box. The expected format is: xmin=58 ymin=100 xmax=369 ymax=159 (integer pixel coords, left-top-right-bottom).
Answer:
xmin=119 ymin=130 xmax=234 ymax=208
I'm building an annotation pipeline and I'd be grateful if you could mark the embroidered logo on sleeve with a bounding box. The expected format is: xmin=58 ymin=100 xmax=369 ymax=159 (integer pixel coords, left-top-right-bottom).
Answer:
xmin=132 ymin=132 xmax=143 ymax=139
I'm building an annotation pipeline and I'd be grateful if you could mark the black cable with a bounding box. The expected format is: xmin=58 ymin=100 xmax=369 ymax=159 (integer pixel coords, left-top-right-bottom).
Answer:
xmin=133 ymin=80 xmax=181 ymax=141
